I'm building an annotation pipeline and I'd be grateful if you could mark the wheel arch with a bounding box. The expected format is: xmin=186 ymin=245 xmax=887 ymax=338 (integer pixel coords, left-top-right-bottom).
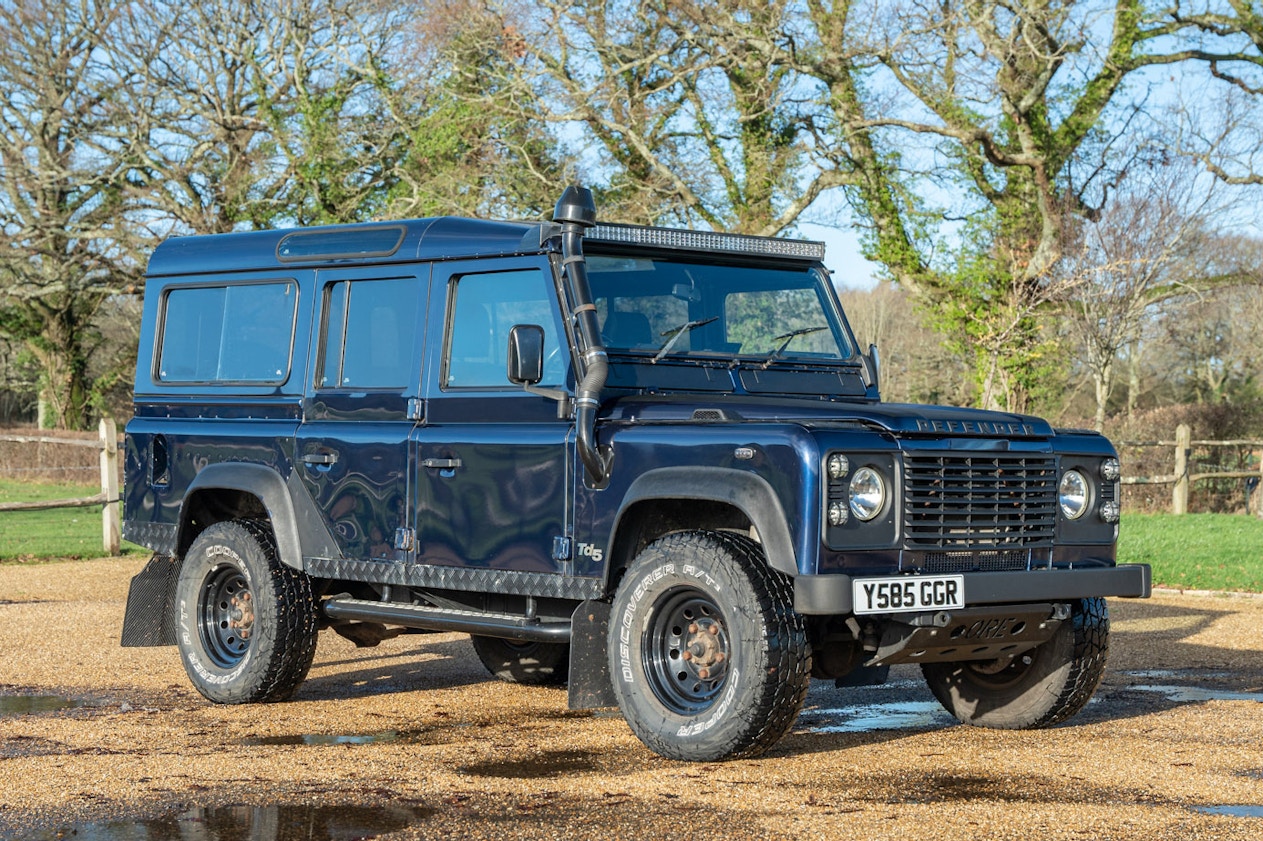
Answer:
xmin=179 ymin=463 xmax=303 ymax=569
xmin=608 ymin=467 xmax=798 ymax=582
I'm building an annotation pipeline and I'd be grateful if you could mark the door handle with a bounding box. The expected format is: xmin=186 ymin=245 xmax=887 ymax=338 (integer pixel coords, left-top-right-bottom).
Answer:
xmin=302 ymin=452 xmax=339 ymax=465
xmin=422 ymin=457 xmax=462 ymax=470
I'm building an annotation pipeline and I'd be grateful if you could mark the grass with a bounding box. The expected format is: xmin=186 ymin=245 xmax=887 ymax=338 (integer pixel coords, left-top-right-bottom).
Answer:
xmin=3 ymin=481 xmax=1260 ymax=592
xmin=1119 ymin=513 xmax=1263 ymax=593
xmin=0 ymin=479 xmax=144 ymax=562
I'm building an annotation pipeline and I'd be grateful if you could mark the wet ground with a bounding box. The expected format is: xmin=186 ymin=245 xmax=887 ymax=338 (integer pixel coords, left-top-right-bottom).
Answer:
xmin=1 ymin=558 xmax=1261 ymax=840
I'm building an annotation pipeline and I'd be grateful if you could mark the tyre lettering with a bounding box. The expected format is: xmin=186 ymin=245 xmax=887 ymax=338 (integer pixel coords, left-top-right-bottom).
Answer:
xmin=618 ymin=563 xmax=676 ymax=684
xmin=677 ymin=667 xmax=740 ymax=737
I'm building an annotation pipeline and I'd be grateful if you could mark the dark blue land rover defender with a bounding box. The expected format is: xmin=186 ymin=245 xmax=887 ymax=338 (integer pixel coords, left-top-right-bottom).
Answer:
xmin=121 ymin=187 xmax=1150 ymax=761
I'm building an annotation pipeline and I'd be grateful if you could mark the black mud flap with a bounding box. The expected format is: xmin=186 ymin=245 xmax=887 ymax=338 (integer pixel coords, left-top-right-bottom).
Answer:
xmin=120 ymin=554 xmax=180 ymax=647
xmin=567 ymin=600 xmax=616 ymax=709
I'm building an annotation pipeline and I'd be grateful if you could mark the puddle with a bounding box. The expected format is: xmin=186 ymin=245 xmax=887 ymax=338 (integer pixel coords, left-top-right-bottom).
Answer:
xmin=1193 ymin=805 xmax=1263 ymax=818
xmin=0 ymin=695 xmax=86 ymax=716
xmin=799 ymin=701 xmax=955 ymax=734
xmin=1129 ymin=685 xmax=1263 ymax=704
xmin=244 ymin=730 xmax=425 ymax=746
xmin=15 ymin=803 xmax=431 ymax=841
xmin=460 ymin=749 xmax=597 ymax=778
xmin=1120 ymin=670 xmax=1230 ymax=681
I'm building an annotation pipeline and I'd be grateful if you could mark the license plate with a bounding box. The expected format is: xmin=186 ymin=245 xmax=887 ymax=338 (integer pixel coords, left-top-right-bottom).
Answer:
xmin=852 ymin=575 xmax=965 ymax=615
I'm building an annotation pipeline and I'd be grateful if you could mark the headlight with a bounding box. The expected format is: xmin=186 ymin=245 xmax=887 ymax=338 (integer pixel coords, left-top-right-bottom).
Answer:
xmin=1059 ymin=470 xmax=1090 ymax=519
xmin=848 ymin=467 xmax=886 ymax=521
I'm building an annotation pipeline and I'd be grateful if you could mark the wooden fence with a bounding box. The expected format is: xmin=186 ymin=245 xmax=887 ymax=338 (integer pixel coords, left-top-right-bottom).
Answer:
xmin=0 ymin=419 xmax=121 ymax=554
xmin=1119 ymin=423 xmax=1263 ymax=515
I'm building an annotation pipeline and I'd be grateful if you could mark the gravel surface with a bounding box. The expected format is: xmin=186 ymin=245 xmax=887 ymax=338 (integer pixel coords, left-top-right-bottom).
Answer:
xmin=1 ymin=557 xmax=1261 ymax=840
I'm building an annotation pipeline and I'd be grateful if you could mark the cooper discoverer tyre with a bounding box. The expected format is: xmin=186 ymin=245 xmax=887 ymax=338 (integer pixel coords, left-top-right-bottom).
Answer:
xmin=921 ymin=597 xmax=1109 ymax=729
xmin=470 ymin=636 xmax=570 ymax=686
xmin=175 ymin=520 xmax=318 ymax=704
xmin=608 ymin=530 xmax=811 ymax=762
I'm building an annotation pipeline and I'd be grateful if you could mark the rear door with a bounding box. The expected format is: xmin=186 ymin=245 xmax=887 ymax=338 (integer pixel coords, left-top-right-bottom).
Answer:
xmin=296 ymin=267 xmax=427 ymax=563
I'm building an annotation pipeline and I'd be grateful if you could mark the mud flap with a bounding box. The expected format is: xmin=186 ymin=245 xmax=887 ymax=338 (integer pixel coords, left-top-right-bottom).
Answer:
xmin=567 ymin=600 xmax=616 ymax=709
xmin=120 ymin=554 xmax=180 ymax=647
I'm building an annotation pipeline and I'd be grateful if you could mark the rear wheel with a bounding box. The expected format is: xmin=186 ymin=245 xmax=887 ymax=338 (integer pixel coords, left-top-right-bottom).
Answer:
xmin=175 ymin=520 xmax=318 ymax=704
xmin=921 ymin=597 xmax=1109 ymax=729
xmin=608 ymin=530 xmax=811 ymax=761
xmin=470 ymin=636 xmax=569 ymax=686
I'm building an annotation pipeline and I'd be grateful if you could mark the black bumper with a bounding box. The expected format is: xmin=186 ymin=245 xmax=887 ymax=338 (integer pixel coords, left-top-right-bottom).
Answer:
xmin=793 ymin=564 xmax=1152 ymax=615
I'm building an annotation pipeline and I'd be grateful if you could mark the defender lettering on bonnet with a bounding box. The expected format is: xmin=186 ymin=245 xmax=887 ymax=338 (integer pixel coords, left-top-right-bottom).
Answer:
xmin=119 ymin=186 xmax=1151 ymax=763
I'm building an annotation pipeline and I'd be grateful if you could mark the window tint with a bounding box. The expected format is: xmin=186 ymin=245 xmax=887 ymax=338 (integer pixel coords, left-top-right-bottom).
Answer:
xmin=158 ymin=282 xmax=296 ymax=383
xmin=318 ymin=277 xmax=418 ymax=389
xmin=445 ymin=269 xmax=565 ymax=389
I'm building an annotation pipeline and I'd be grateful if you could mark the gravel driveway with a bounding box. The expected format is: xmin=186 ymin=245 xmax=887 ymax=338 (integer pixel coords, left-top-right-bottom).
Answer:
xmin=1 ymin=557 xmax=1261 ymax=840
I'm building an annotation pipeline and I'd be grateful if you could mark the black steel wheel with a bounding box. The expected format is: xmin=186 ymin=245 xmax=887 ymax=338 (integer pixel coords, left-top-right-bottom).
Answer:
xmin=470 ymin=636 xmax=570 ymax=686
xmin=608 ymin=530 xmax=811 ymax=762
xmin=175 ymin=520 xmax=318 ymax=704
xmin=921 ymin=597 xmax=1110 ymax=729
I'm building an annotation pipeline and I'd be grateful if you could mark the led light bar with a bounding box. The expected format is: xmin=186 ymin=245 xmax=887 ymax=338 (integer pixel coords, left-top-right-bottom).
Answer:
xmin=588 ymin=223 xmax=826 ymax=261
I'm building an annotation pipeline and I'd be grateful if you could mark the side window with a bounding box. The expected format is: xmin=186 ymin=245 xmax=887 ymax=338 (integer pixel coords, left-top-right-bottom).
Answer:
xmin=318 ymin=277 xmax=418 ymax=389
xmin=158 ymin=282 xmax=296 ymax=383
xmin=445 ymin=269 xmax=565 ymax=389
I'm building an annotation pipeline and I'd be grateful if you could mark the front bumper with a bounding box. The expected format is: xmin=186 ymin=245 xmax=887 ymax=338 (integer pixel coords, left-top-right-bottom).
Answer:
xmin=793 ymin=564 xmax=1151 ymax=615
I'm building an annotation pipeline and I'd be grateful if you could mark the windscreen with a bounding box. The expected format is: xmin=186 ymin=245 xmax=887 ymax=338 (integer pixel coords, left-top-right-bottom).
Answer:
xmin=585 ymin=255 xmax=853 ymax=363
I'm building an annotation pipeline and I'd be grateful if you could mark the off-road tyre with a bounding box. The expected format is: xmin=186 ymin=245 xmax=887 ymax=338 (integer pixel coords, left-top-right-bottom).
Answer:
xmin=470 ymin=636 xmax=570 ymax=686
xmin=921 ymin=597 xmax=1109 ymax=729
xmin=608 ymin=530 xmax=812 ymax=762
xmin=175 ymin=519 xmax=319 ymax=704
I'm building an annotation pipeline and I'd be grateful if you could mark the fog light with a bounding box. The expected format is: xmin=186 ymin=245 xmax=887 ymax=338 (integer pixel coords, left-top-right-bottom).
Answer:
xmin=1100 ymin=500 xmax=1121 ymax=523
xmin=828 ymin=500 xmax=848 ymax=526
xmin=1101 ymin=458 xmax=1120 ymax=482
xmin=827 ymin=453 xmax=849 ymax=480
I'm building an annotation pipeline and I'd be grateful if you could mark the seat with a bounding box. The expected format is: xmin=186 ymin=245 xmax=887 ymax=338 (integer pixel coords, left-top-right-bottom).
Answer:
xmin=603 ymin=311 xmax=653 ymax=348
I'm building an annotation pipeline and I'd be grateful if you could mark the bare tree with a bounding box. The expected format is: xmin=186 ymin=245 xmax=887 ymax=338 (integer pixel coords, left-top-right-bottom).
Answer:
xmin=1059 ymin=157 xmax=1253 ymax=429
xmin=0 ymin=0 xmax=145 ymax=429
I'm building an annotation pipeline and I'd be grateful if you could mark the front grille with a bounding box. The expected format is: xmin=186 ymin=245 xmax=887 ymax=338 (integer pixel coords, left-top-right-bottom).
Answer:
xmin=922 ymin=550 xmax=1032 ymax=573
xmin=904 ymin=453 xmax=1057 ymax=550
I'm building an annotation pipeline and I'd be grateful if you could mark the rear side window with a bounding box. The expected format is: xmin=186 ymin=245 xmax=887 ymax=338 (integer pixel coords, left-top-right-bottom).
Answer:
xmin=157 ymin=282 xmax=297 ymax=383
xmin=317 ymin=277 xmax=419 ymax=389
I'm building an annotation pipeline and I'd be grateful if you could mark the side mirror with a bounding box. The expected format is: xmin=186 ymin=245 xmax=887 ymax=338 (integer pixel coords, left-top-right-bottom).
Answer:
xmin=507 ymin=324 xmax=545 ymax=385
xmin=866 ymin=342 xmax=881 ymax=391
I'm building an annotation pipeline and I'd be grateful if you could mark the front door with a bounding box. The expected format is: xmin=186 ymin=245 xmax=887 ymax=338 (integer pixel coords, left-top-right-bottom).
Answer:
xmin=413 ymin=258 xmax=573 ymax=575
xmin=296 ymin=267 xmax=427 ymax=563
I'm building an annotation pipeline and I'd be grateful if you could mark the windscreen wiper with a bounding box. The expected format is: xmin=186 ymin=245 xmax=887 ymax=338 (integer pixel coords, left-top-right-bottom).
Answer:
xmin=761 ymin=326 xmax=827 ymax=369
xmin=653 ymin=316 xmax=719 ymax=363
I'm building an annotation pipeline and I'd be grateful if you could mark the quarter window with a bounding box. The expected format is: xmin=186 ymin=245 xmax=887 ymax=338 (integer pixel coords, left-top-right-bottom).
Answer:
xmin=158 ymin=282 xmax=296 ymax=383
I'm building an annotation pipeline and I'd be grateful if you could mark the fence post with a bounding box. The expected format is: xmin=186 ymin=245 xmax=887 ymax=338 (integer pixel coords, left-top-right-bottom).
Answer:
xmin=1172 ymin=423 xmax=1191 ymax=515
xmin=99 ymin=418 xmax=120 ymax=555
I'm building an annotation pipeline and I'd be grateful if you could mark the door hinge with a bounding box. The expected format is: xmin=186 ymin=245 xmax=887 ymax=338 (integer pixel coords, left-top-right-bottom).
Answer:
xmin=552 ymin=535 xmax=573 ymax=561
xmin=394 ymin=527 xmax=415 ymax=552
xmin=407 ymin=398 xmax=424 ymax=421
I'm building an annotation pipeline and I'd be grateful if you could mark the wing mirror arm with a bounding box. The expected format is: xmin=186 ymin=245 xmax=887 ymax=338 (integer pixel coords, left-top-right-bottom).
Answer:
xmin=508 ymin=324 xmax=572 ymax=418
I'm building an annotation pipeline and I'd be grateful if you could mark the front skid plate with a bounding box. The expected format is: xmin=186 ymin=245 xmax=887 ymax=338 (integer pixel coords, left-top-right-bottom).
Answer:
xmin=867 ymin=603 xmax=1063 ymax=667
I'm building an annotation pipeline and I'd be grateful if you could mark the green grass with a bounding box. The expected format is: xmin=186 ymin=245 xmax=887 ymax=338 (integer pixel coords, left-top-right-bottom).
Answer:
xmin=1119 ymin=513 xmax=1263 ymax=593
xmin=0 ymin=479 xmax=144 ymax=562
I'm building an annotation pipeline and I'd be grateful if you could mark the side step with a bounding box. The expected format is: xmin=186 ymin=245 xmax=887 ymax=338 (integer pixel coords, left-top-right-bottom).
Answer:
xmin=321 ymin=597 xmax=571 ymax=643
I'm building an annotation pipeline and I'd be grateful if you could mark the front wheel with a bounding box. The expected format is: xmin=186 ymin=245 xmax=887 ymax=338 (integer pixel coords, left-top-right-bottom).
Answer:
xmin=921 ymin=597 xmax=1109 ymax=729
xmin=175 ymin=520 xmax=318 ymax=704
xmin=608 ymin=530 xmax=811 ymax=762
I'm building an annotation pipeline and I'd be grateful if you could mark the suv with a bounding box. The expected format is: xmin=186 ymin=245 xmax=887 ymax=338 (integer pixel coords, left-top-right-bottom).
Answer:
xmin=121 ymin=186 xmax=1150 ymax=761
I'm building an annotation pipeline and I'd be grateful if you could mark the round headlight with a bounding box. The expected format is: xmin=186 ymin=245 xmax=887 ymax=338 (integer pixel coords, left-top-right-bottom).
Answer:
xmin=827 ymin=453 xmax=850 ymax=480
xmin=848 ymin=467 xmax=886 ymax=521
xmin=1059 ymin=470 xmax=1090 ymax=519
xmin=1101 ymin=457 xmax=1120 ymax=482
